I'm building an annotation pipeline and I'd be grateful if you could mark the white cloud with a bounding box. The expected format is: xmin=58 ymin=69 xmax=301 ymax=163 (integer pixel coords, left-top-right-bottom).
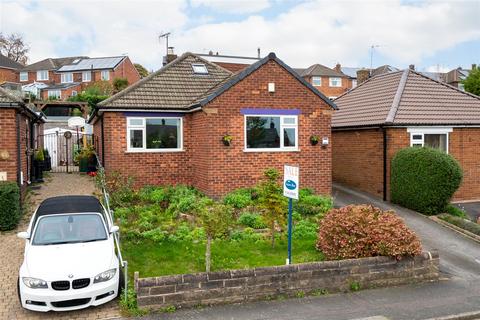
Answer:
xmin=426 ymin=65 xmax=452 ymax=73
xmin=189 ymin=0 xmax=270 ymax=14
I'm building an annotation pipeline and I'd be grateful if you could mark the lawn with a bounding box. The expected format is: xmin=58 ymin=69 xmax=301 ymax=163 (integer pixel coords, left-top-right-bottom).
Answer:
xmin=122 ymin=237 xmax=323 ymax=277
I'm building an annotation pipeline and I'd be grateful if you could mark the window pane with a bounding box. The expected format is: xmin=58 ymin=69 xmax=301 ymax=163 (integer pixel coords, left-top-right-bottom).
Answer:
xmin=246 ymin=116 xmax=280 ymax=148
xmin=284 ymin=128 xmax=296 ymax=147
xmin=146 ymin=118 xmax=180 ymax=149
xmin=424 ymin=134 xmax=447 ymax=152
xmin=283 ymin=117 xmax=296 ymax=125
xmin=129 ymin=118 xmax=143 ymax=126
xmin=412 ymin=134 xmax=422 ymax=140
xmin=312 ymin=77 xmax=321 ymax=86
xmin=130 ymin=129 xmax=143 ymax=148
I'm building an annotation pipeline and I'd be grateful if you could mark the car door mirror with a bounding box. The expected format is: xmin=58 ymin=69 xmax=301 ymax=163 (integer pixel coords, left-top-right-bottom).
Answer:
xmin=17 ymin=231 xmax=30 ymax=240
xmin=110 ymin=226 xmax=119 ymax=234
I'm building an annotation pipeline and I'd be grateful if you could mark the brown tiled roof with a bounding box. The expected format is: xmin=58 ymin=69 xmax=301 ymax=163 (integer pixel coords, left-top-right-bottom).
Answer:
xmin=333 ymin=69 xmax=480 ymax=128
xmin=21 ymin=56 xmax=88 ymax=71
xmin=299 ymin=64 xmax=346 ymax=78
xmin=97 ymin=53 xmax=233 ymax=110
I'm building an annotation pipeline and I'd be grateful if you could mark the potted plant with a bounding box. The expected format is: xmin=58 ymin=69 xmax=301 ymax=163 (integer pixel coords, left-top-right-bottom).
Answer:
xmin=75 ymin=146 xmax=96 ymax=173
xmin=33 ymin=149 xmax=45 ymax=182
xmin=43 ymin=148 xmax=52 ymax=171
xmin=310 ymin=135 xmax=320 ymax=146
xmin=222 ymin=135 xmax=233 ymax=146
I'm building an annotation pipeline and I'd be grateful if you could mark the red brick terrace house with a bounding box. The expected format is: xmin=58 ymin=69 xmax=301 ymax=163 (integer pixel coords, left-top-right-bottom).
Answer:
xmin=19 ymin=56 xmax=140 ymax=100
xmin=0 ymin=54 xmax=23 ymax=83
xmin=332 ymin=68 xmax=480 ymax=202
xmin=90 ymin=52 xmax=337 ymax=197
xmin=0 ymin=87 xmax=45 ymax=195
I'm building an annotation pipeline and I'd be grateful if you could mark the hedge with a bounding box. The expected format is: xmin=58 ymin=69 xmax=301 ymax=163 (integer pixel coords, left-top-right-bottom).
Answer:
xmin=391 ymin=147 xmax=462 ymax=215
xmin=0 ymin=181 xmax=21 ymax=231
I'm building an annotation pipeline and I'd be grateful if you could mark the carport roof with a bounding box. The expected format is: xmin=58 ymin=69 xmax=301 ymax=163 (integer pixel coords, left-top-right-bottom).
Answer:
xmin=332 ymin=69 xmax=480 ymax=128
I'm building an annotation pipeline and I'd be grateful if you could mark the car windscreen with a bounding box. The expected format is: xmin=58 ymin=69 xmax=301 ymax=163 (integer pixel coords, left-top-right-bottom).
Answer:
xmin=32 ymin=214 xmax=107 ymax=245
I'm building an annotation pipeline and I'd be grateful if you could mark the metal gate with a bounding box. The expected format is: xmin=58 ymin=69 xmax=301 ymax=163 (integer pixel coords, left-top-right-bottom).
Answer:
xmin=41 ymin=131 xmax=94 ymax=173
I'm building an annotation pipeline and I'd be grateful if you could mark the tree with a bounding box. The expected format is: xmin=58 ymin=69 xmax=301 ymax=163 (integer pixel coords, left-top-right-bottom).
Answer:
xmin=257 ymin=168 xmax=287 ymax=248
xmin=197 ymin=202 xmax=232 ymax=272
xmin=68 ymin=81 xmax=112 ymax=115
xmin=134 ymin=63 xmax=149 ymax=78
xmin=463 ymin=66 xmax=480 ymax=96
xmin=0 ymin=33 xmax=29 ymax=65
xmin=113 ymin=77 xmax=129 ymax=93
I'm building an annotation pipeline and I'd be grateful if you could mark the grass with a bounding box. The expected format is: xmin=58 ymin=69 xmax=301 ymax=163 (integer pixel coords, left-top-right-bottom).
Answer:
xmin=122 ymin=238 xmax=324 ymax=277
xmin=438 ymin=213 xmax=480 ymax=236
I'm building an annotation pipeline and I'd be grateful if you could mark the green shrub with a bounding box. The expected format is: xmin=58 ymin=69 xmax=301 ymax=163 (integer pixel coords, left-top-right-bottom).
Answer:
xmin=445 ymin=204 xmax=467 ymax=218
xmin=391 ymin=147 xmax=463 ymax=215
xmin=317 ymin=205 xmax=422 ymax=260
xmin=293 ymin=220 xmax=317 ymax=239
xmin=104 ymin=171 xmax=138 ymax=209
xmin=113 ymin=77 xmax=129 ymax=92
xmin=238 ymin=212 xmax=267 ymax=229
xmin=0 ymin=182 xmax=21 ymax=231
xmin=223 ymin=188 xmax=254 ymax=209
xmin=439 ymin=214 xmax=480 ymax=236
xmin=231 ymin=227 xmax=263 ymax=241
xmin=296 ymin=193 xmax=333 ymax=216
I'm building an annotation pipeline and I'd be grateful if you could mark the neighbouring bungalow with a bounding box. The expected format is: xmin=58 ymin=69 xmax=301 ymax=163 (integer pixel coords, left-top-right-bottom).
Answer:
xmin=89 ymin=52 xmax=337 ymax=197
xmin=0 ymin=87 xmax=45 ymax=195
xmin=332 ymin=68 xmax=480 ymax=202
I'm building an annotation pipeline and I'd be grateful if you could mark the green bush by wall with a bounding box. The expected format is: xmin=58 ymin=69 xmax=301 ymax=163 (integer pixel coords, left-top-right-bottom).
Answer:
xmin=391 ymin=147 xmax=463 ymax=215
xmin=0 ymin=182 xmax=21 ymax=231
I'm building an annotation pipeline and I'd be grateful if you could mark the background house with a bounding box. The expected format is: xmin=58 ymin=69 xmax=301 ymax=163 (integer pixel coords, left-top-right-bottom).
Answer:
xmin=0 ymin=87 xmax=44 ymax=195
xmin=195 ymin=51 xmax=261 ymax=73
xmin=90 ymin=52 xmax=336 ymax=197
xmin=294 ymin=64 xmax=352 ymax=99
xmin=332 ymin=69 xmax=480 ymax=202
xmin=0 ymin=54 xmax=23 ymax=83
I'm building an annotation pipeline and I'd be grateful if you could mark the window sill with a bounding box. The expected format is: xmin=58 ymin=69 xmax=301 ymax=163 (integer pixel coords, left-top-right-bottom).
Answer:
xmin=243 ymin=149 xmax=300 ymax=153
xmin=125 ymin=149 xmax=185 ymax=153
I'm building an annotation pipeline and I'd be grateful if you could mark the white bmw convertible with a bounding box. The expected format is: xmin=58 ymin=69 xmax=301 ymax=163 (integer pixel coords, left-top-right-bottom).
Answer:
xmin=17 ymin=195 xmax=121 ymax=312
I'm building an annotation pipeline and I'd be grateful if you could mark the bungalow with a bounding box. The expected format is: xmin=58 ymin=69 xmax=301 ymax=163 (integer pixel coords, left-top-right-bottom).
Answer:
xmin=0 ymin=87 xmax=45 ymax=195
xmin=332 ymin=68 xmax=480 ymax=202
xmin=89 ymin=52 xmax=336 ymax=197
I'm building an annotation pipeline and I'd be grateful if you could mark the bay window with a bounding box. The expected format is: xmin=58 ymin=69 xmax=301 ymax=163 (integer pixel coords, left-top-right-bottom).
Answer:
xmin=245 ymin=115 xmax=298 ymax=151
xmin=408 ymin=128 xmax=451 ymax=153
xmin=126 ymin=117 xmax=183 ymax=152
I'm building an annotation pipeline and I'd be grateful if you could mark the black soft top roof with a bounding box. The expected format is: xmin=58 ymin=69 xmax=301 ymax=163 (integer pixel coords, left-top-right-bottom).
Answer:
xmin=36 ymin=195 xmax=103 ymax=217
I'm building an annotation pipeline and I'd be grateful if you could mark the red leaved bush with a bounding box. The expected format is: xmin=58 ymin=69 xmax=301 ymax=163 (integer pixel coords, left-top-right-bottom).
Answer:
xmin=316 ymin=205 xmax=422 ymax=260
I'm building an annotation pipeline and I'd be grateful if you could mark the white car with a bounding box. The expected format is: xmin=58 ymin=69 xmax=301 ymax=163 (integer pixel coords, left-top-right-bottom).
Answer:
xmin=17 ymin=195 xmax=122 ymax=312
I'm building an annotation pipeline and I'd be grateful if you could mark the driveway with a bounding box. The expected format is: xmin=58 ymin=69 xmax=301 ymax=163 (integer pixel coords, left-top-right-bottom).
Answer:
xmin=0 ymin=173 xmax=121 ymax=320
xmin=140 ymin=183 xmax=480 ymax=320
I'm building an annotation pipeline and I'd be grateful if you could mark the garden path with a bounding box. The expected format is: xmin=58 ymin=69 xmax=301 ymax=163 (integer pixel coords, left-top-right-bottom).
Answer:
xmin=0 ymin=173 xmax=121 ymax=320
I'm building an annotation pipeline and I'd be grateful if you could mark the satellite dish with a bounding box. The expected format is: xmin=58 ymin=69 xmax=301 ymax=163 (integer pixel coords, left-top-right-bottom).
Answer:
xmin=68 ymin=116 xmax=85 ymax=128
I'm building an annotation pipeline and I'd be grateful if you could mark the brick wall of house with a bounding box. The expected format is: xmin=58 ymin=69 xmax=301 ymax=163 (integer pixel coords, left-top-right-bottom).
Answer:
xmin=0 ymin=108 xmax=19 ymax=184
xmin=21 ymin=70 xmax=59 ymax=84
xmin=40 ymin=84 xmax=82 ymax=100
xmin=0 ymin=68 xmax=18 ymax=83
xmin=308 ymin=76 xmax=352 ymax=98
xmin=332 ymin=129 xmax=384 ymax=197
xmin=194 ymin=59 xmax=333 ymax=197
xmin=111 ymin=57 xmax=141 ymax=86
xmin=97 ymin=59 xmax=333 ymax=198
xmin=333 ymin=127 xmax=480 ymax=202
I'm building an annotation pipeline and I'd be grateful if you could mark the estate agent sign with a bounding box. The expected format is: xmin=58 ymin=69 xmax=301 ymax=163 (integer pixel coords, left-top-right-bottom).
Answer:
xmin=284 ymin=165 xmax=299 ymax=265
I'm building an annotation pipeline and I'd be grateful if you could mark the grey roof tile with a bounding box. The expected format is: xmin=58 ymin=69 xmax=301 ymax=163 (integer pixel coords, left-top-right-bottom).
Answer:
xmin=300 ymin=64 xmax=346 ymax=77
xmin=0 ymin=54 xmax=24 ymax=70
xmin=21 ymin=56 xmax=88 ymax=71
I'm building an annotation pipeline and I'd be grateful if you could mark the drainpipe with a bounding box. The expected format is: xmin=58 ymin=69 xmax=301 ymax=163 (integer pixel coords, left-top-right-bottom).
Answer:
xmin=101 ymin=114 xmax=105 ymax=167
xmin=382 ymin=127 xmax=387 ymax=201
xmin=16 ymin=112 xmax=22 ymax=207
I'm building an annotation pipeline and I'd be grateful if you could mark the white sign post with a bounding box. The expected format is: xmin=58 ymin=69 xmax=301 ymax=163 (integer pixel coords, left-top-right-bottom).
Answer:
xmin=283 ymin=165 xmax=299 ymax=265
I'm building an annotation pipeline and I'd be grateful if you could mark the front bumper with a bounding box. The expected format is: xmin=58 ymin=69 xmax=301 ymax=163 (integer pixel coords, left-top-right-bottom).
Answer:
xmin=19 ymin=272 xmax=119 ymax=312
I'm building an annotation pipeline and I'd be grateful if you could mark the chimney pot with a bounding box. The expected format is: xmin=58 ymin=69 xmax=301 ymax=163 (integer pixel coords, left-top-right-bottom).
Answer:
xmin=409 ymin=64 xmax=415 ymax=70
xmin=334 ymin=63 xmax=341 ymax=73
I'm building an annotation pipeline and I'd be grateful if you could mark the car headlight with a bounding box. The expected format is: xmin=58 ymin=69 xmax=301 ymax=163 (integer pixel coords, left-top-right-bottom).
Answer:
xmin=94 ymin=268 xmax=116 ymax=283
xmin=22 ymin=277 xmax=48 ymax=289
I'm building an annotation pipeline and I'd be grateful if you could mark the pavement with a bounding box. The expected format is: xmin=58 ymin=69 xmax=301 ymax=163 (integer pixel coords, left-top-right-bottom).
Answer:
xmin=0 ymin=173 xmax=121 ymax=320
xmin=139 ymin=183 xmax=480 ymax=320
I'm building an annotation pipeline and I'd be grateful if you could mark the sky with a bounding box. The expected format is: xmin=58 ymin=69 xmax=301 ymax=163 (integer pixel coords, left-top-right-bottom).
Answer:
xmin=1 ymin=0 xmax=479 ymax=73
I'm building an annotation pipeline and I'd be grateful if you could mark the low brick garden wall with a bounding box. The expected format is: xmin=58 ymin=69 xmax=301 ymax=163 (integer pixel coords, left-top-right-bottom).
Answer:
xmin=135 ymin=251 xmax=439 ymax=309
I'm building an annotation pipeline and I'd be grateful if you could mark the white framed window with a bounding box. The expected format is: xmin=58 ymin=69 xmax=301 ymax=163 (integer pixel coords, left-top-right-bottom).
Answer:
xmin=61 ymin=72 xmax=73 ymax=83
xmin=408 ymin=127 xmax=452 ymax=153
xmin=82 ymin=71 xmax=91 ymax=82
xmin=47 ymin=90 xmax=61 ymax=99
xmin=101 ymin=70 xmax=110 ymax=81
xmin=329 ymin=77 xmax=342 ymax=87
xmin=19 ymin=72 xmax=28 ymax=82
xmin=37 ymin=70 xmax=49 ymax=81
xmin=126 ymin=117 xmax=183 ymax=152
xmin=244 ymin=115 xmax=298 ymax=152
xmin=192 ymin=63 xmax=208 ymax=74
xmin=312 ymin=76 xmax=322 ymax=86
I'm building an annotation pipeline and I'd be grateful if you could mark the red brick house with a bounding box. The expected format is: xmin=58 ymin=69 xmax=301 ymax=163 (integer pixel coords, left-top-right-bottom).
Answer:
xmin=294 ymin=64 xmax=353 ymax=100
xmin=0 ymin=87 xmax=45 ymax=195
xmin=332 ymin=69 xmax=480 ymax=202
xmin=90 ymin=52 xmax=336 ymax=197
xmin=19 ymin=56 xmax=140 ymax=100
xmin=0 ymin=54 xmax=23 ymax=83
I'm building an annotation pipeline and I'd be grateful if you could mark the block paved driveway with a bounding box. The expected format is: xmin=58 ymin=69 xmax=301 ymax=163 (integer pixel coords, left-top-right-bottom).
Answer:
xmin=0 ymin=173 xmax=121 ymax=320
